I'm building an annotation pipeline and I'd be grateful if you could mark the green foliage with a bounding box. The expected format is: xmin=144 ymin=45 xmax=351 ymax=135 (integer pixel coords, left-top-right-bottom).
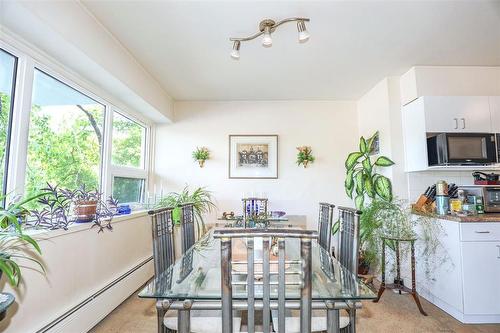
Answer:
xmin=0 ymin=193 xmax=44 ymax=287
xmin=157 ymin=186 xmax=216 ymax=237
xmin=192 ymin=147 xmax=210 ymax=161
xmin=296 ymin=146 xmax=315 ymax=167
xmin=24 ymin=103 xmax=103 ymax=208
xmin=358 ymin=199 xmax=448 ymax=280
xmin=344 ymin=131 xmax=394 ymax=209
xmin=112 ymin=114 xmax=144 ymax=168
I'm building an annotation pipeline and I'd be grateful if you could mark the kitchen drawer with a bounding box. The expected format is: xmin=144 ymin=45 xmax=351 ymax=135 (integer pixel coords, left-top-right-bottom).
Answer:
xmin=460 ymin=223 xmax=500 ymax=241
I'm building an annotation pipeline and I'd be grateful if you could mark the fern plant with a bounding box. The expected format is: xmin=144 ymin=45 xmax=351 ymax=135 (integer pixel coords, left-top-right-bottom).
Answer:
xmin=345 ymin=131 xmax=394 ymax=209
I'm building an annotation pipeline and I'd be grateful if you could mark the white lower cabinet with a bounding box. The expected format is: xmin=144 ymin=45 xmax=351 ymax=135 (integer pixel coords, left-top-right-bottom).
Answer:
xmin=461 ymin=241 xmax=500 ymax=315
xmin=415 ymin=218 xmax=500 ymax=323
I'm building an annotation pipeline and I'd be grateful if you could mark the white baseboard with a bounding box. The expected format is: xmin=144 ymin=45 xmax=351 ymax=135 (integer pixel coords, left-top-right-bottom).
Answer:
xmin=42 ymin=258 xmax=154 ymax=333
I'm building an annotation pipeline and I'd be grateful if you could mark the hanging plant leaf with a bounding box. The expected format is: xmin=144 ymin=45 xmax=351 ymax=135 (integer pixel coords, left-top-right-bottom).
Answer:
xmin=345 ymin=169 xmax=355 ymax=198
xmin=366 ymin=131 xmax=379 ymax=153
xmin=362 ymin=158 xmax=372 ymax=174
xmin=374 ymin=175 xmax=393 ymax=201
xmin=365 ymin=177 xmax=375 ymax=198
xmin=355 ymin=194 xmax=364 ymax=209
xmin=345 ymin=152 xmax=363 ymax=170
xmin=359 ymin=137 xmax=368 ymax=154
xmin=375 ymin=156 xmax=395 ymax=167
xmin=355 ymin=171 xmax=365 ymax=195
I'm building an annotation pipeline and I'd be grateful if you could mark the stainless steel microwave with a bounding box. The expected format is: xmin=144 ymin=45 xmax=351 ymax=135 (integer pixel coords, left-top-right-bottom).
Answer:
xmin=427 ymin=133 xmax=497 ymax=166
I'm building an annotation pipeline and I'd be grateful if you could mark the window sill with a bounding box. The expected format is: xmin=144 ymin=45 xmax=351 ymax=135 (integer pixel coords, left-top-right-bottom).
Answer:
xmin=25 ymin=210 xmax=149 ymax=240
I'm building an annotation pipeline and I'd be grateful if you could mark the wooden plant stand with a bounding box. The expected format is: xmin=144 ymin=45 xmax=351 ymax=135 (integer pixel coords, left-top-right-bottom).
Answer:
xmin=373 ymin=235 xmax=428 ymax=316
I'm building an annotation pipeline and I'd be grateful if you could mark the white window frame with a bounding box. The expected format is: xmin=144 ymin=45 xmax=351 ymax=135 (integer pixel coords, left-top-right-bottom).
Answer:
xmin=107 ymin=109 xmax=150 ymax=204
xmin=0 ymin=35 xmax=152 ymax=206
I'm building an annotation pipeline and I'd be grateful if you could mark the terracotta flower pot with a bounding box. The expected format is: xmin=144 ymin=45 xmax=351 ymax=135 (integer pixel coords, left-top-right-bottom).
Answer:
xmin=74 ymin=200 xmax=98 ymax=223
xmin=198 ymin=159 xmax=205 ymax=168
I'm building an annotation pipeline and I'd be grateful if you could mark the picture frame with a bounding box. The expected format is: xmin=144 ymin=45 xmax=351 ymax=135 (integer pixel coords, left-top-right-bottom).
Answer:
xmin=229 ymin=135 xmax=278 ymax=179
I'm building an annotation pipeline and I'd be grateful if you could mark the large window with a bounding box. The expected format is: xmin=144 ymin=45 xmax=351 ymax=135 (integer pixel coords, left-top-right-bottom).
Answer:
xmin=0 ymin=49 xmax=17 ymax=195
xmin=25 ymin=69 xmax=105 ymax=200
xmin=110 ymin=111 xmax=147 ymax=204
xmin=112 ymin=111 xmax=146 ymax=168
xmin=1 ymin=39 xmax=151 ymax=215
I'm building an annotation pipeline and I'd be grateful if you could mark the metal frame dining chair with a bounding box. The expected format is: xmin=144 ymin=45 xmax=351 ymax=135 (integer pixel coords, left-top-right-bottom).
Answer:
xmin=336 ymin=206 xmax=362 ymax=333
xmin=180 ymin=202 xmax=196 ymax=253
xmin=150 ymin=207 xmax=239 ymax=333
xmin=149 ymin=207 xmax=176 ymax=333
xmin=277 ymin=206 xmax=361 ymax=333
xmin=318 ymin=202 xmax=335 ymax=253
xmin=242 ymin=198 xmax=268 ymax=227
xmin=213 ymin=228 xmax=318 ymax=333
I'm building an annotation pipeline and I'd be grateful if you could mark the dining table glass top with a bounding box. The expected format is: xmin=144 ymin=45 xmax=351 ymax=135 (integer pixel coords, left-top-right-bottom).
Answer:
xmin=139 ymin=229 xmax=377 ymax=301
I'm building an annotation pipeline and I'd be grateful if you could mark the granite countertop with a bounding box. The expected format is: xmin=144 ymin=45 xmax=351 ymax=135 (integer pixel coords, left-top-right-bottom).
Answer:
xmin=412 ymin=210 xmax=500 ymax=223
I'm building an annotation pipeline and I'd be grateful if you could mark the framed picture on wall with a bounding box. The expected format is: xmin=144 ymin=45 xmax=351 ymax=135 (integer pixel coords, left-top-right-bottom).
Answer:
xmin=229 ymin=135 xmax=278 ymax=179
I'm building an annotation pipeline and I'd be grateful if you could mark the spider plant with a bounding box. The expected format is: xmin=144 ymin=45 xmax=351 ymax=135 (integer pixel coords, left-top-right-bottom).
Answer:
xmin=157 ymin=186 xmax=216 ymax=237
xmin=0 ymin=194 xmax=45 ymax=287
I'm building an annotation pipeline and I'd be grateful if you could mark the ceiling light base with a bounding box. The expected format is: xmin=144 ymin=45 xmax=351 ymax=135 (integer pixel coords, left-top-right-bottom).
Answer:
xmin=259 ymin=19 xmax=276 ymax=33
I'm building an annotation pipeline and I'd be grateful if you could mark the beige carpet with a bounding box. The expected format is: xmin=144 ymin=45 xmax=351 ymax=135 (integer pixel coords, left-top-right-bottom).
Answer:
xmin=90 ymin=285 xmax=500 ymax=333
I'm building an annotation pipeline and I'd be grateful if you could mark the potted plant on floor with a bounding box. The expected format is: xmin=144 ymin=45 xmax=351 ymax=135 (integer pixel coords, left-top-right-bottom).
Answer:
xmin=334 ymin=131 xmax=395 ymax=274
xmin=157 ymin=186 xmax=216 ymax=238
xmin=0 ymin=193 xmax=45 ymax=320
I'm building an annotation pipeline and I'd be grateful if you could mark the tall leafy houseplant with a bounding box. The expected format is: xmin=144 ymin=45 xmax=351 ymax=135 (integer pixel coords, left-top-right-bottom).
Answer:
xmin=345 ymin=131 xmax=394 ymax=209
xmin=337 ymin=132 xmax=395 ymax=273
xmin=0 ymin=194 xmax=45 ymax=287
xmin=157 ymin=186 xmax=216 ymax=237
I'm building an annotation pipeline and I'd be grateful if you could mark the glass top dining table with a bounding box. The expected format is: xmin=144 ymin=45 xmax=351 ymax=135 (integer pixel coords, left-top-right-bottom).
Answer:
xmin=139 ymin=229 xmax=377 ymax=302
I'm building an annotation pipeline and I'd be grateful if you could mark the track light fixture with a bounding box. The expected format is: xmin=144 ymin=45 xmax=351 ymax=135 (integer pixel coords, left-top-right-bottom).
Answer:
xmin=231 ymin=40 xmax=241 ymax=59
xmin=230 ymin=17 xmax=310 ymax=59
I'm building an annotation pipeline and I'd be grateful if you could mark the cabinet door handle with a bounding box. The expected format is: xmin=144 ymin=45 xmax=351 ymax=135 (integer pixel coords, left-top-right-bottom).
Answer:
xmin=475 ymin=231 xmax=490 ymax=234
xmin=497 ymin=245 xmax=500 ymax=259
xmin=461 ymin=118 xmax=466 ymax=129
xmin=454 ymin=118 xmax=458 ymax=129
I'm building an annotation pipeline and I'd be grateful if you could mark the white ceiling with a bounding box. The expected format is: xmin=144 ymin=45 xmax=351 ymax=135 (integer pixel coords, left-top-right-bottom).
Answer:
xmin=81 ymin=1 xmax=500 ymax=101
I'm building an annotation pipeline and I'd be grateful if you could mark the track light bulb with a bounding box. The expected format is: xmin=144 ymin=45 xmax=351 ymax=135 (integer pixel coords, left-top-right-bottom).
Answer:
xmin=297 ymin=20 xmax=310 ymax=43
xmin=230 ymin=41 xmax=241 ymax=59
xmin=262 ymin=26 xmax=273 ymax=47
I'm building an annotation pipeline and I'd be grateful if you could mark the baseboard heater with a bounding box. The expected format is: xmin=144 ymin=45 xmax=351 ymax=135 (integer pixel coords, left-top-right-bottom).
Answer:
xmin=36 ymin=256 xmax=153 ymax=333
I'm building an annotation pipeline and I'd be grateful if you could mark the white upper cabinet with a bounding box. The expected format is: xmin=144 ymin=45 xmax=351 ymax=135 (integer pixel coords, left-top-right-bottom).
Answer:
xmin=423 ymin=96 xmax=492 ymax=133
xmin=490 ymin=96 xmax=500 ymax=133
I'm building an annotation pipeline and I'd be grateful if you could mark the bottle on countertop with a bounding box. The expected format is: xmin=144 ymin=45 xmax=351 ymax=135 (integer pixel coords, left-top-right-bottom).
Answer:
xmin=435 ymin=180 xmax=450 ymax=216
xmin=476 ymin=196 xmax=485 ymax=214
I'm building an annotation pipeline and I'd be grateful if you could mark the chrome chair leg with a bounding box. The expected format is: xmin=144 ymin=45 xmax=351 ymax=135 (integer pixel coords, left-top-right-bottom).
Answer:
xmin=326 ymin=301 xmax=339 ymax=333
xmin=177 ymin=300 xmax=192 ymax=333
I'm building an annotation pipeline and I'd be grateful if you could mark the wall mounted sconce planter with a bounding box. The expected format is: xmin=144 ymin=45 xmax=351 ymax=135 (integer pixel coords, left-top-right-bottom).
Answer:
xmin=296 ymin=146 xmax=315 ymax=168
xmin=192 ymin=147 xmax=210 ymax=168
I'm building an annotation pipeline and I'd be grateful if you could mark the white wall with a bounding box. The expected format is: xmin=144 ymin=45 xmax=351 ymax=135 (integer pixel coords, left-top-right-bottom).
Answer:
xmin=0 ymin=213 xmax=153 ymax=333
xmin=357 ymin=77 xmax=408 ymax=200
xmin=154 ymin=101 xmax=359 ymax=228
